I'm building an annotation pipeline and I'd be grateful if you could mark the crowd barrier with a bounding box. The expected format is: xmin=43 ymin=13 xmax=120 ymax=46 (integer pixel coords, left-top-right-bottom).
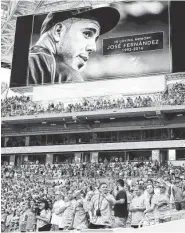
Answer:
xmin=4 ymin=210 xmax=185 ymax=232
xmin=5 ymin=219 xmax=185 ymax=233
xmin=138 ymin=209 xmax=185 ymax=228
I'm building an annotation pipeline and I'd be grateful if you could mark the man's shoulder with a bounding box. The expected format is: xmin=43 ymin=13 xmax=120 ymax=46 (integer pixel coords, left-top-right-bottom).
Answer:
xmin=116 ymin=189 xmax=127 ymax=199
xmin=91 ymin=193 xmax=99 ymax=201
xmin=118 ymin=189 xmax=127 ymax=195
xmin=29 ymin=45 xmax=52 ymax=57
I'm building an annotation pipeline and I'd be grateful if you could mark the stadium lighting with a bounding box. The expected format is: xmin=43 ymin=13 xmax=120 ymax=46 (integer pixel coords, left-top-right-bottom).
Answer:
xmin=42 ymin=121 xmax=47 ymax=124
xmin=110 ymin=117 xmax=115 ymax=120
xmin=94 ymin=120 xmax=100 ymax=123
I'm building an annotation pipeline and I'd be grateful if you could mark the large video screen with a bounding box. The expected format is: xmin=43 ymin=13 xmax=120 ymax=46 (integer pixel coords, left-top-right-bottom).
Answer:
xmin=10 ymin=1 xmax=171 ymax=88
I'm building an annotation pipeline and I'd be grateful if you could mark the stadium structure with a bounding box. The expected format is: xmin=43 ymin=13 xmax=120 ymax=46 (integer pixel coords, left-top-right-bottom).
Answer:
xmin=1 ymin=0 xmax=185 ymax=167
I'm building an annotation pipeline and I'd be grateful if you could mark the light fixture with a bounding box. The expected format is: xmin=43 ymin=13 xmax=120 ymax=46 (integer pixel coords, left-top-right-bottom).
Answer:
xmin=94 ymin=120 xmax=100 ymax=123
xmin=42 ymin=121 xmax=47 ymax=124
xmin=110 ymin=117 xmax=115 ymax=120
xmin=51 ymin=123 xmax=56 ymax=126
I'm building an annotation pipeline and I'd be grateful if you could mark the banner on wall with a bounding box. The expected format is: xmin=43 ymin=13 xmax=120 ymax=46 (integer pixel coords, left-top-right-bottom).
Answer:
xmin=152 ymin=150 xmax=160 ymax=161
xmin=91 ymin=152 xmax=99 ymax=163
xmin=169 ymin=149 xmax=176 ymax=161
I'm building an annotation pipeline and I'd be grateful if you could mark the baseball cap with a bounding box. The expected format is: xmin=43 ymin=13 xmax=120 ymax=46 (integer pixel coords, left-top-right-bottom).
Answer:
xmin=41 ymin=5 xmax=120 ymax=36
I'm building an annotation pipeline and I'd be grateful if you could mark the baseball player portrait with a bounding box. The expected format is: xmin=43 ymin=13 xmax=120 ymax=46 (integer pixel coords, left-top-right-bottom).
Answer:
xmin=26 ymin=6 xmax=120 ymax=85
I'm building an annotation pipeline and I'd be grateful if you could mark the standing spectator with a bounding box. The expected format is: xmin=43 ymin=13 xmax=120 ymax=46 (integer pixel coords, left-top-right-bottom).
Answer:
xmin=51 ymin=191 xmax=64 ymax=231
xmin=130 ymin=185 xmax=145 ymax=228
xmin=88 ymin=182 xmax=115 ymax=229
xmin=143 ymin=184 xmax=159 ymax=226
xmin=114 ymin=179 xmax=128 ymax=228
xmin=59 ymin=191 xmax=76 ymax=230
xmin=1 ymin=208 xmax=7 ymax=232
xmin=72 ymin=190 xmax=89 ymax=230
xmin=169 ymin=177 xmax=184 ymax=210
xmin=157 ymin=182 xmax=171 ymax=223
xmin=181 ymin=179 xmax=185 ymax=210
xmin=25 ymin=201 xmax=37 ymax=232
xmin=9 ymin=209 xmax=20 ymax=232
xmin=19 ymin=203 xmax=30 ymax=232
xmin=36 ymin=199 xmax=51 ymax=231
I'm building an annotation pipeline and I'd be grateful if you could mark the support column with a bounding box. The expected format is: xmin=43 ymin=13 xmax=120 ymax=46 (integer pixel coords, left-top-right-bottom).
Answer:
xmin=5 ymin=137 xmax=9 ymax=147
xmin=127 ymin=152 xmax=130 ymax=161
xmin=25 ymin=136 xmax=30 ymax=146
xmin=46 ymin=154 xmax=53 ymax=164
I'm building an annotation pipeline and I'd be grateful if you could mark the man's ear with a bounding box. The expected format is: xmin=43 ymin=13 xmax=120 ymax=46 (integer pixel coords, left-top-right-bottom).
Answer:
xmin=52 ymin=23 xmax=66 ymax=42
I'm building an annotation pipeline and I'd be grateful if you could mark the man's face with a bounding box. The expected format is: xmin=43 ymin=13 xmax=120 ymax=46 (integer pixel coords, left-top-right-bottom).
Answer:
xmin=100 ymin=184 xmax=108 ymax=195
xmin=159 ymin=185 xmax=166 ymax=193
xmin=146 ymin=184 xmax=154 ymax=194
xmin=56 ymin=18 xmax=100 ymax=71
xmin=147 ymin=180 xmax=152 ymax=185
xmin=134 ymin=187 xmax=141 ymax=196
xmin=55 ymin=193 xmax=61 ymax=201
xmin=175 ymin=179 xmax=181 ymax=186
xmin=155 ymin=181 xmax=160 ymax=188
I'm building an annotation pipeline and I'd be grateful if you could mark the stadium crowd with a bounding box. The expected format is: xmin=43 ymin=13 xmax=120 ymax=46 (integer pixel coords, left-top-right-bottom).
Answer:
xmin=163 ymin=82 xmax=185 ymax=106
xmin=1 ymin=83 xmax=185 ymax=117
xmin=1 ymin=160 xmax=185 ymax=232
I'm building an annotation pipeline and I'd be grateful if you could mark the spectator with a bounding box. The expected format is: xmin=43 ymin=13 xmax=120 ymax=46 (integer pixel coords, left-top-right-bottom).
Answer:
xmin=58 ymin=191 xmax=76 ymax=230
xmin=2 ymin=83 xmax=184 ymax=118
xmin=36 ymin=199 xmax=52 ymax=231
xmin=50 ymin=191 xmax=64 ymax=231
xmin=72 ymin=190 xmax=89 ymax=230
xmin=19 ymin=202 xmax=30 ymax=232
xmin=88 ymin=182 xmax=115 ymax=229
xmin=25 ymin=202 xmax=37 ymax=232
xmin=157 ymin=182 xmax=171 ymax=223
xmin=1 ymin=161 xmax=185 ymax=231
xmin=130 ymin=185 xmax=145 ymax=228
xmin=169 ymin=177 xmax=184 ymax=211
xmin=114 ymin=179 xmax=128 ymax=228
xmin=143 ymin=184 xmax=159 ymax=226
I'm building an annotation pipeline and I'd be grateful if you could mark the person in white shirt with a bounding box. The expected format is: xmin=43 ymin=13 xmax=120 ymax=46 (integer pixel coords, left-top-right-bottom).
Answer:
xmin=130 ymin=185 xmax=146 ymax=228
xmin=51 ymin=191 xmax=65 ymax=231
xmin=87 ymin=182 xmax=115 ymax=229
